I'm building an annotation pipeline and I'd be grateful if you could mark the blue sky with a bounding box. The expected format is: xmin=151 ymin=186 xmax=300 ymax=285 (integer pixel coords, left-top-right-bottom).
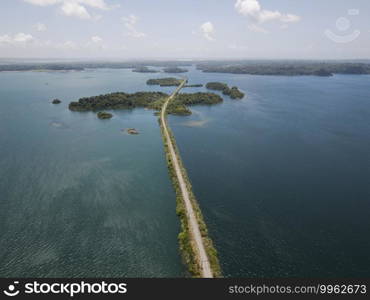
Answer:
xmin=0 ymin=0 xmax=369 ymax=59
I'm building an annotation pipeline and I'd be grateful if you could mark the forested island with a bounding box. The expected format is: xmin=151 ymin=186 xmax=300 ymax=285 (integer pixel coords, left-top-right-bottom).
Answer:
xmin=167 ymin=93 xmax=223 ymax=115
xmin=184 ymin=84 xmax=203 ymax=88
xmin=163 ymin=67 xmax=188 ymax=73
xmin=69 ymin=92 xmax=168 ymax=111
xmin=197 ymin=61 xmax=370 ymax=76
xmin=126 ymin=128 xmax=139 ymax=135
xmin=97 ymin=111 xmax=113 ymax=119
xmin=147 ymin=78 xmax=183 ymax=86
xmin=52 ymin=99 xmax=62 ymax=104
xmin=205 ymin=82 xmax=228 ymax=91
xmin=132 ymin=66 xmax=159 ymax=73
xmin=206 ymin=82 xmax=244 ymax=99
xmin=69 ymin=91 xmax=222 ymax=116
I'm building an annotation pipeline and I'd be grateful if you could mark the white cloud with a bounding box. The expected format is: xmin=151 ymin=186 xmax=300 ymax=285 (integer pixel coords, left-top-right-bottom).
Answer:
xmin=248 ymin=24 xmax=268 ymax=34
xmin=122 ymin=15 xmax=146 ymax=38
xmin=0 ymin=35 xmax=12 ymax=44
xmin=57 ymin=40 xmax=79 ymax=50
xmin=122 ymin=14 xmax=138 ymax=25
xmin=61 ymin=1 xmax=91 ymax=19
xmin=0 ymin=33 xmax=35 ymax=44
xmin=236 ymin=0 xmax=260 ymax=17
xmin=14 ymin=33 xmax=34 ymax=42
xmin=228 ymin=43 xmax=248 ymax=51
xmin=23 ymin=0 xmax=117 ymax=20
xmin=34 ymin=22 xmax=47 ymax=32
xmin=200 ymin=22 xmax=215 ymax=41
xmin=0 ymin=33 xmax=114 ymax=56
xmin=280 ymin=24 xmax=288 ymax=30
xmin=280 ymin=14 xmax=301 ymax=23
xmin=235 ymin=0 xmax=300 ymax=32
xmin=85 ymin=36 xmax=107 ymax=50
xmin=91 ymin=35 xmax=103 ymax=43
xmin=24 ymin=0 xmax=61 ymax=6
xmin=77 ymin=0 xmax=110 ymax=10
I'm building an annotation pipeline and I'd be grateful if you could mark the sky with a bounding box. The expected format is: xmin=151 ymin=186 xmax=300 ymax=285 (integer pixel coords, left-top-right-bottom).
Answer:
xmin=0 ymin=0 xmax=369 ymax=59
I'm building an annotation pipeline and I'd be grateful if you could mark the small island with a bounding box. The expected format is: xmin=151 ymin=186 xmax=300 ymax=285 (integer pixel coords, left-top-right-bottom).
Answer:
xmin=163 ymin=67 xmax=188 ymax=73
xmin=52 ymin=99 xmax=62 ymax=104
xmin=206 ymin=82 xmax=245 ymax=99
xmin=97 ymin=111 xmax=113 ymax=119
xmin=132 ymin=66 xmax=159 ymax=73
xmin=146 ymin=78 xmax=183 ymax=87
xmin=127 ymin=128 xmax=139 ymax=135
xmin=223 ymin=86 xmax=245 ymax=99
xmin=205 ymin=82 xmax=228 ymax=91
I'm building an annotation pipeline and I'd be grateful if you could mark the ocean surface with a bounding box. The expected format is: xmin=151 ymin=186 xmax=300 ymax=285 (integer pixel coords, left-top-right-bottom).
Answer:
xmin=0 ymin=69 xmax=185 ymax=277
xmin=171 ymin=67 xmax=370 ymax=277
xmin=0 ymin=66 xmax=369 ymax=277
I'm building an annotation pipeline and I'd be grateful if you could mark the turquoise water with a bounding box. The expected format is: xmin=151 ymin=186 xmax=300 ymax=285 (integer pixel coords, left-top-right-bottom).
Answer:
xmin=0 ymin=69 xmax=184 ymax=277
xmin=0 ymin=67 xmax=369 ymax=278
xmin=170 ymin=67 xmax=370 ymax=277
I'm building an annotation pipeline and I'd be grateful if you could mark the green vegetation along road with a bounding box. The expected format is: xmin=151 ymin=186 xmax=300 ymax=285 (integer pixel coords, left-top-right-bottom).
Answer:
xmin=160 ymin=79 xmax=213 ymax=278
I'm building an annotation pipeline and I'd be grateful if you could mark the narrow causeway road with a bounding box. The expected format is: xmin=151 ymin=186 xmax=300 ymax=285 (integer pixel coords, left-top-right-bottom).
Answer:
xmin=160 ymin=79 xmax=213 ymax=278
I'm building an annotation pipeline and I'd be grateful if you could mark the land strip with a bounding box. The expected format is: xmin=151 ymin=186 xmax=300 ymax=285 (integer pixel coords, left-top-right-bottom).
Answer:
xmin=159 ymin=79 xmax=221 ymax=278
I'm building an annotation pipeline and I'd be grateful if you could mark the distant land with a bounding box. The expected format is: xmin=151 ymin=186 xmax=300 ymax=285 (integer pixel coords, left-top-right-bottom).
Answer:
xmin=132 ymin=66 xmax=159 ymax=73
xmin=163 ymin=67 xmax=188 ymax=73
xmin=196 ymin=61 xmax=370 ymax=76
xmin=147 ymin=78 xmax=183 ymax=87
xmin=0 ymin=61 xmax=190 ymax=72
xmin=1 ymin=60 xmax=370 ymax=77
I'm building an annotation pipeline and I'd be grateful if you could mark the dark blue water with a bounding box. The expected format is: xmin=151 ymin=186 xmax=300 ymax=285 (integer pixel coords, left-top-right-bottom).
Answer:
xmin=0 ymin=69 xmax=185 ymax=277
xmin=0 ymin=67 xmax=369 ymax=278
xmin=170 ymin=68 xmax=370 ymax=277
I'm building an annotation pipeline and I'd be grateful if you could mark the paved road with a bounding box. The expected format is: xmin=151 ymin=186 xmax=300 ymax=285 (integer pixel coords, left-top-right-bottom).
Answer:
xmin=160 ymin=80 xmax=213 ymax=278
